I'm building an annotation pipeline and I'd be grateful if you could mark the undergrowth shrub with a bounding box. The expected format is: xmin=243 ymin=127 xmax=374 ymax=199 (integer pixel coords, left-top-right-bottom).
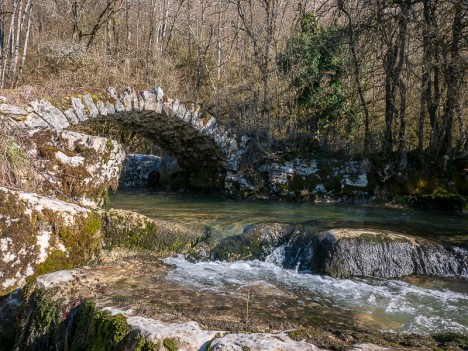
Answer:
xmin=0 ymin=127 xmax=38 ymax=191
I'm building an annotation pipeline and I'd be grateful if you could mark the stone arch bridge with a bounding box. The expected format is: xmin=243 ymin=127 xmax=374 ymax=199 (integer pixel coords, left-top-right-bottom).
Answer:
xmin=3 ymin=87 xmax=249 ymax=189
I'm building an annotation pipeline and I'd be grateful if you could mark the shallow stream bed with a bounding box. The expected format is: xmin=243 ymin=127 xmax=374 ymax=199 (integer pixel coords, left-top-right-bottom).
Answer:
xmin=108 ymin=191 xmax=468 ymax=336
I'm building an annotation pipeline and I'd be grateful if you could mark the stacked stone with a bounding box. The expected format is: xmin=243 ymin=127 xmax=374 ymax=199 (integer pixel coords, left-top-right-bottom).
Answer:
xmin=0 ymin=86 xmax=247 ymax=174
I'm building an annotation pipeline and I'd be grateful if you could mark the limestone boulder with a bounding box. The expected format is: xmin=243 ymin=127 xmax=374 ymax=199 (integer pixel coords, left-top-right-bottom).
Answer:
xmin=282 ymin=228 xmax=467 ymax=278
xmin=209 ymin=332 xmax=323 ymax=351
xmin=30 ymin=129 xmax=125 ymax=207
xmin=103 ymin=209 xmax=203 ymax=254
xmin=0 ymin=187 xmax=102 ymax=295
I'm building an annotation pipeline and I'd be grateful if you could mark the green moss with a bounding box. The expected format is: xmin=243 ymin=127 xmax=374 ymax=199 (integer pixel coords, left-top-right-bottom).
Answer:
xmin=414 ymin=188 xmax=466 ymax=212
xmin=35 ymin=250 xmax=73 ymax=277
xmin=163 ymin=337 xmax=178 ymax=351
xmin=134 ymin=335 xmax=160 ymax=351
xmin=70 ymin=300 xmax=135 ymax=350
xmin=36 ymin=290 xmax=62 ymax=334
xmin=104 ymin=214 xmax=162 ymax=252
xmin=56 ymin=211 xmax=102 ymax=266
xmin=18 ymin=288 xmax=63 ymax=343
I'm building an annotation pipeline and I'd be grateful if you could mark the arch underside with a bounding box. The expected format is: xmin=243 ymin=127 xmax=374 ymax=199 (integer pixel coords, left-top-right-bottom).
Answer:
xmin=96 ymin=110 xmax=228 ymax=190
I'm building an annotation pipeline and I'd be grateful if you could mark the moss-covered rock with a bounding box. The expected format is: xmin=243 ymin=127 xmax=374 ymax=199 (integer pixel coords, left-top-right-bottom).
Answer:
xmin=103 ymin=209 xmax=204 ymax=255
xmin=0 ymin=187 xmax=103 ymax=294
xmin=14 ymin=286 xmax=157 ymax=351
xmin=210 ymin=223 xmax=294 ymax=261
xmin=30 ymin=129 xmax=125 ymax=207
xmin=408 ymin=188 xmax=466 ymax=213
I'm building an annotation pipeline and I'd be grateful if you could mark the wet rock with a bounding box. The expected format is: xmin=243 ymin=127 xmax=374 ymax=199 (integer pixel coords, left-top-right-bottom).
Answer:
xmin=9 ymin=262 xmax=450 ymax=351
xmin=119 ymin=154 xmax=162 ymax=188
xmin=10 ymin=267 xmax=325 ymax=351
xmin=283 ymin=228 xmax=467 ymax=278
xmin=206 ymin=225 xmax=467 ymax=279
xmin=104 ymin=209 xmax=203 ymax=254
xmin=211 ymin=223 xmax=294 ymax=261
xmin=224 ymin=172 xmax=256 ymax=198
xmin=0 ymin=289 xmax=21 ymax=349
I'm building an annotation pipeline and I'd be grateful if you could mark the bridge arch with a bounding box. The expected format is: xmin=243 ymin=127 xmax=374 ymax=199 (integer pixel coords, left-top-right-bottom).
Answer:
xmin=8 ymin=87 xmax=248 ymax=190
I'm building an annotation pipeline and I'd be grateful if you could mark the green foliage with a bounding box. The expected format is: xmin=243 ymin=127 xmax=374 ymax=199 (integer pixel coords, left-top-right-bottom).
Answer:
xmin=6 ymin=140 xmax=28 ymax=171
xmin=278 ymin=12 xmax=356 ymax=137
xmin=0 ymin=129 xmax=36 ymax=190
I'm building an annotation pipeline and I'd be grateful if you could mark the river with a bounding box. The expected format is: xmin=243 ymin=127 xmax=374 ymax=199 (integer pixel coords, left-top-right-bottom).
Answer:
xmin=108 ymin=190 xmax=468 ymax=336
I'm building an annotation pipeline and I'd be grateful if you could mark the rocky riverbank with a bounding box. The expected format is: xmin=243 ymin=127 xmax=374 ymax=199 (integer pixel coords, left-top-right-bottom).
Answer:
xmin=120 ymin=153 xmax=467 ymax=212
xmin=4 ymin=258 xmax=466 ymax=351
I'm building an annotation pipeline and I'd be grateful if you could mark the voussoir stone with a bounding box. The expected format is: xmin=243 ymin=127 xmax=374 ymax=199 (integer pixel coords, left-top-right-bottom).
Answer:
xmin=30 ymin=99 xmax=69 ymax=129
xmin=22 ymin=113 xmax=49 ymax=129
xmin=71 ymin=97 xmax=88 ymax=121
xmin=83 ymin=94 xmax=99 ymax=118
xmin=64 ymin=108 xmax=79 ymax=124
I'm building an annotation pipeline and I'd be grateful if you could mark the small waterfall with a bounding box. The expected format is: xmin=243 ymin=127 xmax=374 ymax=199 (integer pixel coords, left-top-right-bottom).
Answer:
xmin=265 ymin=245 xmax=286 ymax=266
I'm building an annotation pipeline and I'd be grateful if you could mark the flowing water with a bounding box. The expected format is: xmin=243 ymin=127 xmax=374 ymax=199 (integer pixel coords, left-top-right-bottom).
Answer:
xmin=108 ymin=190 xmax=468 ymax=336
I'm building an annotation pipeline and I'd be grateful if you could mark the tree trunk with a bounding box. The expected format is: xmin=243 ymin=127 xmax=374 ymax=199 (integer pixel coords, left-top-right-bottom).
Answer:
xmin=418 ymin=0 xmax=437 ymax=162
xmin=338 ymin=1 xmax=371 ymax=153
xmin=382 ymin=1 xmax=410 ymax=158
xmin=438 ymin=1 xmax=464 ymax=157
xmin=1 ymin=0 xmax=18 ymax=88
xmin=14 ymin=0 xmax=32 ymax=87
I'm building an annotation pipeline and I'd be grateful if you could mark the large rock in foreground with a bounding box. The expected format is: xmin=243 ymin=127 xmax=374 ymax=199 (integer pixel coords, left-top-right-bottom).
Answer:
xmin=285 ymin=228 xmax=467 ymax=278
xmin=0 ymin=187 xmax=102 ymax=295
xmin=0 ymin=189 xmax=203 ymax=295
